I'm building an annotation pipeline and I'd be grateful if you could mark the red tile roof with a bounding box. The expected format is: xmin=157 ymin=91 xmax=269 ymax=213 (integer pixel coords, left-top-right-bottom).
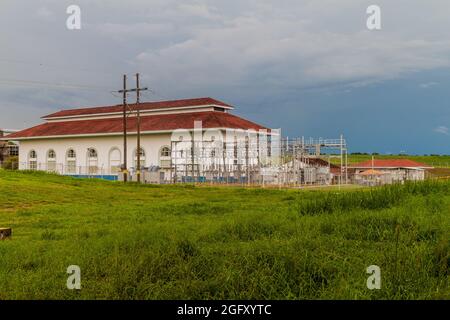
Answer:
xmin=43 ymin=97 xmax=233 ymax=119
xmin=350 ymin=159 xmax=432 ymax=169
xmin=7 ymin=111 xmax=268 ymax=139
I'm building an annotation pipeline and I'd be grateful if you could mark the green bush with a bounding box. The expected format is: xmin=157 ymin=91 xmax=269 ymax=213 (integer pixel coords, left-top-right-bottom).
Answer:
xmin=2 ymin=156 xmax=18 ymax=170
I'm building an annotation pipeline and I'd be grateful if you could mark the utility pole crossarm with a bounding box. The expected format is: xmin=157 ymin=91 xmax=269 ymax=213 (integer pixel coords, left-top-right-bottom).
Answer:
xmin=118 ymin=87 xmax=148 ymax=93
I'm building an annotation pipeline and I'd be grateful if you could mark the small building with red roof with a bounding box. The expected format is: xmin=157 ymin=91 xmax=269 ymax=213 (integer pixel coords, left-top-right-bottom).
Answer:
xmin=350 ymin=159 xmax=433 ymax=185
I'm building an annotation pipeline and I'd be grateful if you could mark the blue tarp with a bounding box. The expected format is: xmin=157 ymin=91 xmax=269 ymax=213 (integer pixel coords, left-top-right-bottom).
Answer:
xmin=66 ymin=175 xmax=118 ymax=181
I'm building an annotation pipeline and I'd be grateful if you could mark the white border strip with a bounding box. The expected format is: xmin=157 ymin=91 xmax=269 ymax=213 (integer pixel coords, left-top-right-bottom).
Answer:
xmin=3 ymin=127 xmax=277 ymax=141
xmin=42 ymin=104 xmax=233 ymax=121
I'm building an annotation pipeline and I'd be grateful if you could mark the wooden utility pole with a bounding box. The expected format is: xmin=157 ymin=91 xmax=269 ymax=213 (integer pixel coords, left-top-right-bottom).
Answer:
xmin=134 ymin=73 xmax=148 ymax=183
xmin=118 ymin=74 xmax=148 ymax=183
xmin=136 ymin=73 xmax=142 ymax=183
xmin=122 ymin=75 xmax=128 ymax=182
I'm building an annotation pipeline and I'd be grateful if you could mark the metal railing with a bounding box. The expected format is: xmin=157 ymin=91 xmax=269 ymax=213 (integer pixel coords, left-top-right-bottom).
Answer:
xmin=17 ymin=162 xmax=119 ymax=177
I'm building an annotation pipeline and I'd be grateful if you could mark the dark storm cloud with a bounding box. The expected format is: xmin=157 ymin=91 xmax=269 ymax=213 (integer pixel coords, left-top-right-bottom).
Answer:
xmin=1 ymin=0 xmax=449 ymax=152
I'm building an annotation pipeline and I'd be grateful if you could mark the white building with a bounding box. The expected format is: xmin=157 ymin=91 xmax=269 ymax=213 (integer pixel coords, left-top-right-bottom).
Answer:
xmin=4 ymin=98 xmax=275 ymax=182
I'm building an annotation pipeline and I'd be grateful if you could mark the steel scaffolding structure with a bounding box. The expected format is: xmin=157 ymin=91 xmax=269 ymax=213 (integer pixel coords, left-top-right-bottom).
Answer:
xmin=15 ymin=133 xmax=349 ymax=187
xmin=283 ymin=134 xmax=349 ymax=185
xmin=164 ymin=134 xmax=348 ymax=187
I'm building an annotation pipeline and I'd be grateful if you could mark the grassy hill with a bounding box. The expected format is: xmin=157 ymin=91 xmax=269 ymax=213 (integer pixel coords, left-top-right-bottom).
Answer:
xmin=328 ymin=154 xmax=450 ymax=168
xmin=0 ymin=170 xmax=448 ymax=299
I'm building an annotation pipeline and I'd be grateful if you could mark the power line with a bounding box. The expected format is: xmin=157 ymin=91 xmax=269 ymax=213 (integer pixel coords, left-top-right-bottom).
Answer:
xmin=0 ymin=57 xmax=120 ymax=77
xmin=0 ymin=78 xmax=112 ymax=91
xmin=140 ymin=88 xmax=169 ymax=101
xmin=109 ymin=91 xmax=122 ymax=98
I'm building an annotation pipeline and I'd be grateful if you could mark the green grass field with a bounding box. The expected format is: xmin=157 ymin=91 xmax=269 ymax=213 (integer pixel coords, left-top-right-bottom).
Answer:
xmin=0 ymin=170 xmax=448 ymax=300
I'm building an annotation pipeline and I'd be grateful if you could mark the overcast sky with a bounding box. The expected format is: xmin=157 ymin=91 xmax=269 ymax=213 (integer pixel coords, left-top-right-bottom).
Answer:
xmin=1 ymin=0 xmax=449 ymax=154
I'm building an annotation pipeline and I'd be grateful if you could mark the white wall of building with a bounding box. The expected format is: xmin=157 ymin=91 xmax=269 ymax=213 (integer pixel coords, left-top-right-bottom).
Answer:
xmin=16 ymin=128 xmax=273 ymax=181
xmin=18 ymin=133 xmax=172 ymax=174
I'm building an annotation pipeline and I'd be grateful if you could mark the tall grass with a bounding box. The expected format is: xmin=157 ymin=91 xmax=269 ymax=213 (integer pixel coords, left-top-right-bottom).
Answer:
xmin=298 ymin=180 xmax=450 ymax=215
xmin=0 ymin=170 xmax=448 ymax=299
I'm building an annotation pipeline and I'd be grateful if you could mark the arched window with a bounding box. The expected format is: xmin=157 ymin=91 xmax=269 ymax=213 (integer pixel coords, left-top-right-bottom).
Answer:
xmin=28 ymin=150 xmax=37 ymax=170
xmin=46 ymin=149 xmax=57 ymax=172
xmin=160 ymin=146 xmax=170 ymax=157
xmin=66 ymin=149 xmax=77 ymax=174
xmin=109 ymin=148 xmax=121 ymax=173
xmin=87 ymin=148 xmax=98 ymax=174
xmin=159 ymin=146 xmax=171 ymax=168
xmin=67 ymin=149 xmax=76 ymax=158
xmin=88 ymin=148 xmax=97 ymax=158
xmin=134 ymin=148 xmax=146 ymax=169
